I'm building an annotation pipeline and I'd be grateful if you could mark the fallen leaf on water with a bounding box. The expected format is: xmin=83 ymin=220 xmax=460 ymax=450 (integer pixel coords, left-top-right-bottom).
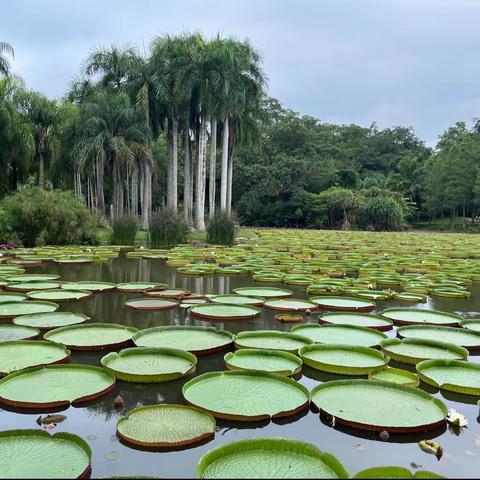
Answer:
xmin=419 ymin=440 xmax=443 ymax=460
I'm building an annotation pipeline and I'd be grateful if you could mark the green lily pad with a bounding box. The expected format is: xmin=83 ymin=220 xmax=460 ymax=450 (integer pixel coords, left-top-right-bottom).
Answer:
xmin=353 ymin=466 xmax=444 ymax=479
xmin=124 ymin=298 xmax=178 ymax=311
xmin=0 ymin=301 xmax=58 ymax=319
xmin=380 ymin=308 xmax=462 ymax=326
xmin=368 ymin=366 xmax=419 ymax=387
xmin=0 ymin=324 xmax=39 ymax=342
xmin=117 ymin=404 xmax=215 ymax=448
xmin=44 ymin=323 xmax=138 ymax=351
xmin=133 ymin=326 xmax=234 ymax=355
xmin=13 ymin=312 xmax=89 ymax=330
xmin=0 ymin=292 xmax=28 ymax=303
xmin=392 ymin=292 xmax=428 ymax=302
xmin=232 ymin=287 xmax=293 ymax=298
xmin=311 ymin=379 xmax=447 ymax=432
xmin=4 ymin=274 xmax=60 ymax=282
xmin=116 ymin=282 xmax=167 ymax=293
xmin=0 ymin=364 xmax=116 ymax=408
xmin=61 ymin=281 xmax=116 ymax=292
xmin=210 ymin=295 xmax=264 ymax=306
xmin=101 ymin=347 xmax=196 ymax=382
xmin=197 ymin=437 xmax=349 ymax=479
xmin=263 ymin=298 xmax=317 ymax=312
xmin=190 ymin=304 xmax=261 ymax=320
xmin=224 ymin=349 xmax=302 ymax=376
xmin=6 ymin=282 xmax=61 ymax=292
xmin=319 ymin=312 xmax=393 ymax=331
xmin=460 ymin=319 xmax=480 ymax=332
xmin=0 ymin=429 xmax=91 ymax=479
xmin=26 ymin=290 xmax=91 ymax=302
xmin=145 ymin=288 xmax=191 ymax=299
xmin=311 ymin=296 xmax=375 ymax=312
xmin=183 ymin=370 xmax=310 ymax=421
xmin=234 ymin=330 xmax=313 ymax=353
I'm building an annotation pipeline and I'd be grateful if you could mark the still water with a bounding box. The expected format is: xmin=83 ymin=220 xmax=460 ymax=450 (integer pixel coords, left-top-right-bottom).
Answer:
xmin=1 ymin=254 xmax=479 ymax=478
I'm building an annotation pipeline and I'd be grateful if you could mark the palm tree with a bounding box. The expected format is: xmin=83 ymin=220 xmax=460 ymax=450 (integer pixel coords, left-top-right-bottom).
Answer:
xmin=0 ymin=42 xmax=14 ymax=76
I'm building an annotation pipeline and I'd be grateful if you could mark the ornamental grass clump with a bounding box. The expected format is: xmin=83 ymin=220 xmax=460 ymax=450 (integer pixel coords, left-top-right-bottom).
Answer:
xmin=206 ymin=211 xmax=237 ymax=246
xmin=149 ymin=207 xmax=189 ymax=248
xmin=110 ymin=215 xmax=138 ymax=245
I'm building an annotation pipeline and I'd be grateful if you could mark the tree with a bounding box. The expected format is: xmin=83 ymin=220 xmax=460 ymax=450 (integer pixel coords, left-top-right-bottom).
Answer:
xmin=0 ymin=42 xmax=14 ymax=76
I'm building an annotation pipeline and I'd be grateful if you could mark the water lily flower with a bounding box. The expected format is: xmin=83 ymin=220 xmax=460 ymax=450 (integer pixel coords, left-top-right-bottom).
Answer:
xmin=447 ymin=408 xmax=468 ymax=428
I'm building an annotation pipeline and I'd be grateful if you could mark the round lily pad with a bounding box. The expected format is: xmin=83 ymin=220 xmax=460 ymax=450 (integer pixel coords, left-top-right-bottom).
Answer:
xmin=61 ymin=281 xmax=116 ymax=292
xmin=310 ymin=296 xmax=375 ymax=312
xmin=116 ymin=282 xmax=167 ymax=293
xmin=392 ymin=292 xmax=428 ymax=302
xmin=381 ymin=338 xmax=468 ymax=364
xmin=183 ymin=370 xmax=310 ymax=421
xmin=380 ymin=308 xmax=462 ymax=326
xmin=397 ymin=325 xmax=480 ymax=351
xmin=117 ymin=404 xmax=215 ymax=448
xmin=416 ymin=359 xmax=480 ymax=396
xmin=353 ymin=466 xmax=444 ymax=479
xmin=13 ymin=312 xmax=89 ymax=330
xmin=133 ymin=326 xmax=234 ymax=355
xmin=234 ymin=330 xmax=313 ymax=353
xmin=368 ymin=366 xmax=419 ymax=387
xmin=4 ymin=274 xmax=60 ymax=282
xmin=0 ymin=364 xmax=116 ymax=408
xmin=101 ymin=347 xmax=197 ymax=382
xmin=210 ymin=295 xmax=264 ymax=307
xmin=145 ymin=288 xmax=191 ymax=299
xmin=224 ymin=349 xmax=302 ymax=376
xmin=292 ymin=323 xmax=387 ymax=347
xmin=319 ymin=312 xmax=393 ymax=331
xmin=26 ymin=289 xmax=91 ymax=302
xmin=460 ymin=319 xmax=480 ymax=332
xmin=190 ymin=304 xmax=261 ymax=321
xmin=311 ymin=379 xmax=447 ymax=432
xmin=0 ymin=292 xmax=27 ymax=303
xmin=0 ymin=324 xmax=39 ymax=342
xmin=263 ymin=298 xmax=317 ymax=312
xmin=197 ymin=437 xmax=349 ymax=479
xmin=0 ymin=429 xmax=91 ymax=479
xmin=0 ymin=340 xmax=70 ymax=376
xmin=299 ymin=344 xmax=388 ymax=375
xmin=0 ymin=301 xmax=58 ymax=319
xmin=44 ymin=323 xmax=138 ymax=351
xmin=232 ymin=287 xmax=293 ymax=298
xmin=124 ymin=298 xmax=178 ymax=311
xmin=6 ymin=282 xmax=61 ymax=292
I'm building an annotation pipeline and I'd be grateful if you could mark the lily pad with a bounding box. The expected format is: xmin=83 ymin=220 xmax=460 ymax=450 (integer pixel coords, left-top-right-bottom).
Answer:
xmin=0 ymin=292 xmax=28 ymax=303
xmin=224 ymin=349 xmax=302 ymax=376
xmin=197 ymin=437 xmax=349 ymax=479
xmin=311 ymin=296 xmax=375 ymax=312
xmin=263 ymin=298 xmax=318 ymax=312
xmin=116 ymin=282 xmax=167 ymax=293
xmin=0 ymin=364 xmax=116 ymax=408
xmin=0 ymin=429 xmax=91 ymax=479
xmin=0 ymin=324 xmax=39 ymax=342
xmin=183 ymin=370 xmax=310 ymax=421
xmin=380 ymin=308 xmax=462 ymax=326
xmin=6 ymin=282 xmax=61 ymax=292
xmin=232 ymin=287 xmax=293 ymax=298
xmin=460 ymin=319 xmax=480 ymax=332
xmin=13 ymin=312 xmax=89 ymax=330
xmin=133 ymin=326 xmax=234 ymax=355
xmin=311 ymin=379 xmax=447 ymax=432
xmin=4 ymin=274 xmax=60 ymax=282
xmin=353 ymin=466 xmax=444 ymax=479
xmin=61 ymin=281 xmax=116 ymax=292
xmin=26 ymin=290 xmax=91 ymax=302
xmin=0 ymin=301 xmax=58 ymax=319
xmin=234 ymin=330 xmax=313 ymax=353
xmin=124 ymin=298 xmax=178 ymax=311
xmin=210 ymin=295 xmax=265 ymax=306
xmin=44 ymin=323 xmax=138 ymax=350
xmin=190 ymin=303 xmax=261 ymax=320
xmin=368 ymin=366 xmax=419 ymax=387
xmin=101 ymin=347 xmax=197 ymax=383
xmin=117 ymin=404 xmax=215 ymax=448
xmin=145 ymin=288 xmax=191 ymax=299
xmin=319 ymin=312 xmax=393 ymax=331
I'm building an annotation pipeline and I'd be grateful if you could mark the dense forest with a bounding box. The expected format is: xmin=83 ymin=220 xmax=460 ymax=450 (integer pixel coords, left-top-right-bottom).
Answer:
xmin=1 ymin=34 xmax=480 ymax=237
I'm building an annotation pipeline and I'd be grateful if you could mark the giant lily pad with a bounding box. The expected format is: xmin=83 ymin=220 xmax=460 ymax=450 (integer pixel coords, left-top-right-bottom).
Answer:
xmin=133 ymin=326 xmax=234 ymax=355
xmin=0 ymin=340 xmax=70 ymax=376
xmin=6 ymin=282 xmax=61 ymax=292
xmin=311 ymin=296 xmax=375 ymax=312
xmin=234 ymin=330 xmax=313 ymax=353
xmin=0 ymin=364 xmax=116 ymax=408
xmin=232 ymin=287 xmax=293 ymax=298
xmin=190 ymin=304 xmax=261 ymax=320
xmin=61 ymin=281 xmax=116 ymax=292
xmin=101 ymin=347 xmax=196 ymax=383
xmin=263 ymin=298 xmax=317 ymax=312
xmin=0 ymin=324 xmax=39 ymax=342
xmin=197 ymin=437 xmax=349 ymax=479
xmin=210 ymin=295 xmax=265 ymax=307
xmin=0 ymin=292 xmax=27 ymax=303
xmin=368 ymin=366 xmax=419 ymax=387
xmin=416 ymin=359 xmax=480 ymax=396
xmin=0 ymin=301 xmax=58 ymax=319
xmin=26 ymin=290 xmax=91 ymax=302
xmin=311 ymin=379 xmax=447 ymax=432
xmin=4 ymin=274 xmax=60 ymax=282
xmin=460 ymin=319 xmax=480 ymax=332
xmin=299 ymin=344 xmax=388 ymax=375
xmin=117 ymin=404 xmax=215 ymax=448
xmin=380 ymin=308 xmax=462 ymax=326
xmin=116 ymin=282 xmax=167 ymax=293
xmin=145 ymin=288 xmax=191 ymax=299
xmin=124 ymin=298 xmax=178 ymax=311
xmin=381 ymin=338 xmax=468 ymax=364
xmin=0 ymin=429 xmax=91 ymax=479
xmin=319 ymin=312 xmax=393 ymax=331
xmin=292 ymin=323 xmax=387 ymax=347
xmin=182 ymin=370 xmax=310 ymax=421
xmin=353 ymin=466 xmax=444 ymax=479
xmin=44 ymin=323 xmax=138 ymax=351
xmin=224 ymin=349 xmax=302 ymax=376
xmin=13 ymin=312 xmax=89 ymax=330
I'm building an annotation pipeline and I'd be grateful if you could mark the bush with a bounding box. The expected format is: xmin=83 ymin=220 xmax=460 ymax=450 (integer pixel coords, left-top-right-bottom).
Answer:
xmin=149 ymin=207 xmax=189 ymax=248
xmin=206 ymin=211 xmax=237 ymax=245
xmin=0 ymin=186 xmax=99 ymax=246
xmin=110 ymin=215 xmax=138 ymax=245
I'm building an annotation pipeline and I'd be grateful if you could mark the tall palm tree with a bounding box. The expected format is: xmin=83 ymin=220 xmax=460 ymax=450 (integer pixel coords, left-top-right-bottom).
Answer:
xmin=0 ymin=42 xmax=14 ymax=76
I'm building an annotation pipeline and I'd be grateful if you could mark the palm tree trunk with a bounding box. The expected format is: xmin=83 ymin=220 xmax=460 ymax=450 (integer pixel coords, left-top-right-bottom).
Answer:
xmin=220 ymin=115 xmax=229 ymax=211
xmin=95 ymin=158 xmax=105 ymax=216
xmin=209 ymin=118 xmax=217 ymax=218
xmin=141 ymin=160 xmax=152 ymax=229
xmin=166 ymin=118 xmax=173 ymax=210
xmin=227 ymin=147 xmax=233 ymax=215
xmin=195 ymin=118 xmax=207 ymax=231
xmin=183 ymin=128 xmax=192 ymax=225
xmin=171 ymin=117 xmax=178 ymax=211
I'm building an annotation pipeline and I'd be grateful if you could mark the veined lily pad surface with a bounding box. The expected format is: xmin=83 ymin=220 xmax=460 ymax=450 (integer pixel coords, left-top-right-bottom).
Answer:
xmin=61 ymin=281 xmax=116 ymax=292
xmin=292 ymin=323 xmax=387 ymax=347
xmin=416 ymin=359 xmax=480 ymax=395
xmin=0 ymin=292 xmax=27 ymax=303
xmin=13 ymin=312 xmax=89 ymax=329
xmin=368 ymin=366 xmax=419 ymax=387
xmin=0 ymin=324 xmax=39 ymax=342
xmin=197 ymin=437 xmax=349 ymax=479
xmin=26 ymin=289 xmax=91 ymax=302
xmin=0 ymin=364 xmax=116 ymax=408
xmin=263 ymin=298 xmax=317 ymax=312
xmin=311 ymin=296 xmax=375 ymax=312
xmin=299 ymin=344 xmax=388 ymax=375
xmin=381 ymin=338 xmax=468 ymax=364
xmin=210 ymin=294 xmax=265 ymax=306
xmin=0 ymin=429 xmax=92 ymax=479
xmin=353 ymin=466 xmax=444 ymax=479
xmin=311 ymin=379 xmax=447 ymax=432
xmin=232 ymin=287 xmax=293 ymax=298
xmin=0 ymin=301 xmax=58 ymax=319
xmin=0 ymin=340 xmax=70 ymax=376
xmin=224 ymin=349 xmax=302 ymax=376
xmin=190 ymin=303 xmax=261 ymax=320
xmin=117 ymin=404 xmax=215 ymax=448
xmin=116 ymin=282 xmax=167 ymax=292
xmin=44 ymin=323 xmax=138 ymax=350
xmin=182 ymin=370 xmax=310 ymax=420
xmin=124 ymin=298 xmax=178 ymax=311
xmin=380 ymin=308 xmax=462 ymax=326
xmin=101 ymin=347 xmax=197 ymax=382
xmin=133 ymin=326 xmax=234 ymax=355
xmin=234 ymin=330 xmax=313 ymax=353
xmin=319 ymin=312 xmax=393 ymax=331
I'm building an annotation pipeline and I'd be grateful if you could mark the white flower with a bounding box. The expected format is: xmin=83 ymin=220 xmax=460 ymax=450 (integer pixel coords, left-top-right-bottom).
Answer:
xmin=447 ymin=408 xmax=468 ymax=428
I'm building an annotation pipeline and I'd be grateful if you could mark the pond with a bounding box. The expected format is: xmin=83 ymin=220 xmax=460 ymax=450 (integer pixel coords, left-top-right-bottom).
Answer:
xmin=1 ymin=252 xmax=479 ymax=478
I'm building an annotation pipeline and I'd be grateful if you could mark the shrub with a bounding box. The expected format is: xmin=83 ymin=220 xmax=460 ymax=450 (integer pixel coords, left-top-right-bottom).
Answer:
xmin=110 ymin=214 xmax=138 ymax=245
xmin=206 ymin=211 xmax=237 ymax=245
xmin=149 ymin=207 xmax=189 ymax=248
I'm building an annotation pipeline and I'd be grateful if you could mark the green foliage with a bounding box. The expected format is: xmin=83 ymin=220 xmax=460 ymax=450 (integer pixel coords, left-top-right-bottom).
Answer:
xmin=110 ymin=215 xmax=138 ymax=245
xmin=206 ymin=211 xmax=238 ymax=245
xmin=0 ymin=186 xmax=98 ymax=246
xmin=149 ymin=207 xmax=189 ymax=248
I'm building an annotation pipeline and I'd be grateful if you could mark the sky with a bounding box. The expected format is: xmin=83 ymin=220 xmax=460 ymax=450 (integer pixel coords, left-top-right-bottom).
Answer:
xmin=2 ymin=0 xmax=480 ymax=145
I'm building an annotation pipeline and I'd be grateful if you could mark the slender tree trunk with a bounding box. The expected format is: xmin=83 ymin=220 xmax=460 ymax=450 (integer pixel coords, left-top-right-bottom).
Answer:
xmin=227 ymin=147 xmax=234 ymax=215
xmin=113 ymin=161 xmax=124 ymax=218
xmin=39 ymin=152 xmax=44 ymax=188
xmin=171 ymin=117 xmax=178 ymax=211
xmin=166 ymin=118 xmax=173 ymax=210
xmin=220 ymin=115 xmax=229 ymax=211
xmin=195 ymin=118 xmax=207 ymax=231
xmin=183 ymin=128 xmax=193 ymax=225
xmin=209 ymin=118 xmax=217 ymax=218
xmin=141 ymin=160 xmax=152 ymax=229
xmin=95 ymin=158 xmax=105 ymax=216
xmin=132 ymin=166 xmax=139 ymax=216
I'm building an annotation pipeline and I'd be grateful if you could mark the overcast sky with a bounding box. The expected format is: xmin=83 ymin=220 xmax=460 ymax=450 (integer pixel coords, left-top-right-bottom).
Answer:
xmin=3 ymin=0 xmax=480 ymax=145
